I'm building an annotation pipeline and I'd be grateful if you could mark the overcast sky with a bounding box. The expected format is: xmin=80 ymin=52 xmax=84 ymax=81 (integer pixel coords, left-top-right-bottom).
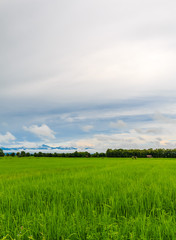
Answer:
xmin=1 ymin=0 xmax=176 ymax=152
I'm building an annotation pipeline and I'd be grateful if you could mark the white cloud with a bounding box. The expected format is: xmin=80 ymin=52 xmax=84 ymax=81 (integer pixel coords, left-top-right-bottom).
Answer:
xmin=110 ymin=120 xmax=127 ymax=129
xmin=81 ymin=125 xmax=94 ymax=132
xmin=73 ymin=131 xmax=176 ymax=152
xmin=23 ymin=124 xmax=55 ymax=140
xmin=0 ymin=132 xmax=16 ymax=143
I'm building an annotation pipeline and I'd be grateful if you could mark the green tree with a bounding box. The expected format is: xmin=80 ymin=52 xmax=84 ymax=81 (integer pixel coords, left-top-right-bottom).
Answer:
xmin=16 ymin=152 xmax=20 ymax=157
xmin=0 ymin=149 xmax=4 ymax=157
xmin=20 ymin=151 xmax=26 ymax=157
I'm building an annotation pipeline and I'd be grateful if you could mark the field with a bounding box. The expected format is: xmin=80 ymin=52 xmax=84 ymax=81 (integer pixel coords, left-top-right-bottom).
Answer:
xmin=0 ymin=157 xmax=176 ymax=239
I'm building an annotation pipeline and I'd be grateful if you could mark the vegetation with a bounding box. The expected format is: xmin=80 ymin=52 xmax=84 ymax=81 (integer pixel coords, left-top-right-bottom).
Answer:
xmin=33 ymin=151 xmax=91 ymax=158
xmin=0 ymin=156 xmax=176 ymax=239
xmin=2 ymin=148 xmax=176 ymax=158
xmin=0 ymin=149 xmax=4 ymax=157
xmin=106 ymin=148 xmax=176 ymax=158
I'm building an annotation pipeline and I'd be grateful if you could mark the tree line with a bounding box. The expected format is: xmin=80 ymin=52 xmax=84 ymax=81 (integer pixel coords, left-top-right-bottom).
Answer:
xmin=1 ymin=148 xmax=176 ymax=158
xmin=106 ymin=148 xmax=176 ymax=158
xmin=0 ymin=150 xmax=93 ymax=158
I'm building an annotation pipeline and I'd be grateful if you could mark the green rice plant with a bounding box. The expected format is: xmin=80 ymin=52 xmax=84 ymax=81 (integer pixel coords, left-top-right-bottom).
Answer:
xmin=0 ymin=157 xmax=176 ymax=239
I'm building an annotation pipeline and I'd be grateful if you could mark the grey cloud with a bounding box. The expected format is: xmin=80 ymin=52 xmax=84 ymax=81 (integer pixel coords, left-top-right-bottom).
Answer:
xmin=146 ymin=129 xmax=163 ymax=134
xmin=134 ymin=129 xmax=143 ymax=134
xmin=156 ymin=137 xmax=162 ymax=141
xmin=154 ymin=112 xmax=176 ymax=124
xmin=110 ymin=120 xmax=127 ymax=129
xmin=81 ymin=125 xmax=94 ymax=132
xmin=138 ymin=137 xmax=145 ymax=141
xmin=134 ymin=128 xmax=163 ymax=135
xmin=1 ymin=0 xmax=176 ymax=93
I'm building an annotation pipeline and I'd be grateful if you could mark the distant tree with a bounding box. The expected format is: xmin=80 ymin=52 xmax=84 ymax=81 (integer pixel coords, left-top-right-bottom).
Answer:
xmin=10 ymin=152 xmax=15 ymax=157
xmin=53 ymin=152 xmax=58 ymax=157
xmin=6 ymin=153 xmax=9 ymax=156
xmin=26 ymin=152 xmax=30 ymax=157
xmin=20 ymin=151 xmax=26 ymax=157
xmin=38 ymin=152 xmax=43 ymax=157
xmin=0 ymin=149 xmax=4 ymax=157
xmin=34 ymin=152 xmax=37 ymax=157
xmin=85 ymin=151 xmax=90 ymax=158
xmin=16 ymin=152 xmax=20 ymax=157
xmin=92 ymin=152 xmax=99 ymax=157
xmin=99 ymin=152 xmax=106 ymax=157
xmin=73 ymin=151 xmax=79 ymax=157
xmin=106 ymin=149 xmax=113 ymax=157
xmin=104 ymin=148 xmax=176 ymax=158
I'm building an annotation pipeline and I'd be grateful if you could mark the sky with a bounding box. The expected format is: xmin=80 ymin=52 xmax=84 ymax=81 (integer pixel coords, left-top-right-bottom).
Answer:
xmin=1 ymin=0 xmax=176 ymax=153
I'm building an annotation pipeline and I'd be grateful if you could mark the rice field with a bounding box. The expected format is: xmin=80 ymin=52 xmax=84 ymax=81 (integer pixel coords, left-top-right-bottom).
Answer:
xmin=0 ymin=156 xmax=176 ymax=239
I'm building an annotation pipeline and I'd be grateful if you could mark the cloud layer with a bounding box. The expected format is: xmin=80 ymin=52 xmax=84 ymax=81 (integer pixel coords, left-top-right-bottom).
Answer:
xmin=1 ymin=0 xmax=176 ymax=152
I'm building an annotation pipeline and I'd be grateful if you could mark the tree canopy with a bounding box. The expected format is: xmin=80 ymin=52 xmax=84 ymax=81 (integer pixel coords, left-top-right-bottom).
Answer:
xmin=0 ymin=149 xmax=4 ymax=157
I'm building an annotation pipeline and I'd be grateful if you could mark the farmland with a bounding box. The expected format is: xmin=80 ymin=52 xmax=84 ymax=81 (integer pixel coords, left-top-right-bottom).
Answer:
xmin=0 ymin=157 xmax=176 ymax=239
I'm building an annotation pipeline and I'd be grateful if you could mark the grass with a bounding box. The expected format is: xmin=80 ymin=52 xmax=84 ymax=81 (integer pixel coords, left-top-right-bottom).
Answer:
xmin=0 ymin=157 xmax=176 ymax=239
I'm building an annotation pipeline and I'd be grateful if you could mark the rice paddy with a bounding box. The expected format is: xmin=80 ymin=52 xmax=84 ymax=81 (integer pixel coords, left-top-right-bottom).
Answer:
xmin=0 ymin=156 xmax=176 ymax=239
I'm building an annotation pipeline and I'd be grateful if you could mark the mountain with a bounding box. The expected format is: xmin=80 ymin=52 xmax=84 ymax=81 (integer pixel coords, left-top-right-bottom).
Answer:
xmin=0 ymin=144 xmax=78 ymax=152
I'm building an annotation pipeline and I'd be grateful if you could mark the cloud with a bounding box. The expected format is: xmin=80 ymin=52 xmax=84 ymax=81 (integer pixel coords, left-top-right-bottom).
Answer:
xmin=23 ymin=124 xmax=55 ymax=140
xmin=1 ymin=0 xmax=176 ymax=112
xmin=81 ymin=125 xmax=94 ymax=132
xmin=138 ymin=136 xmax=145 ymax=141
xmin=154 ymin=112 xmax=176 ymax=124
xmin=0 ymin=132 xmax=16 ymax=143
xmin=134 ymin=128 xmax=163 ymax=135
xmin=1 ymin=0 xmax=176 ymax=151
xmin=110 ymin=120 xmax=127 ymax=129
xmin=73 ymin=131 xmax=176 ymax=152
xmin=156 ymin=137 xmax=162 ymax=141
